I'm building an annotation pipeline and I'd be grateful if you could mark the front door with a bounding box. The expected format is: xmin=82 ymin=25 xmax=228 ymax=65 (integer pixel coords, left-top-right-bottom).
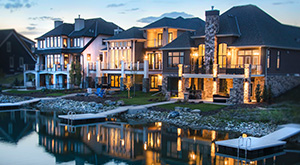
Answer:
xmin=148 ymin=53 xmax=160 ymax=69
xmin=150 ymin=75 xmax=158 ymax=89
xmin=110 ymin=75 xmax=121 ymax=88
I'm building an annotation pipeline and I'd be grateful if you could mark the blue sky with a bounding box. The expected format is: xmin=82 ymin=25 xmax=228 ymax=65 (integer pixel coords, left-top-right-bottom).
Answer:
xmin=0 ymin=0 xmax=299 ymax=40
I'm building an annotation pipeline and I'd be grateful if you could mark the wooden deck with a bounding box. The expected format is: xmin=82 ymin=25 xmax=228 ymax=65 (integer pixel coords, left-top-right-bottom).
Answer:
xmin=0 ymin=98 xmax=41 ymax=109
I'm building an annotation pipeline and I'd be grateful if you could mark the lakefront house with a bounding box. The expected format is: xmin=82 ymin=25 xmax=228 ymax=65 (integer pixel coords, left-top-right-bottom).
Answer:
xmin=24 ymin=16 xmax=122 ymax=89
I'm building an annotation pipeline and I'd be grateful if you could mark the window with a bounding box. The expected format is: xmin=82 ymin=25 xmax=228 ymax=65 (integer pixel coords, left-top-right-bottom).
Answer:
xmin=50 ymin=37 xmax=53 ymax=47
xmin=47 ymin=55 xmax=53 ymax=68
xmin=111 ymin=42 xmax=115 ymax=47
xmin=87 ymin=54 xmax=91 ymax=61
xmin=70 ymin=38 xmax=74 ymax=47
xmin=168 ymin=52 xmax=184 ymax=67
xmin=102 ymin=39 xmax=106 ymax=45
xmin=47 ymin=37 xmax=50 ymax=47
xmin=57 ymin=36 xmax=61 ymax=47
xmin=63 ymin=38 xmax=67 ymax=48
xmin=9 ymin=57 xmax=14 ymax=68
xmin=64 ymin=54 xmax=68 ymax=69
xmin=54 ymin=36 xmax=57 ymax=47
xmin=267 ymin=54 xmax=270 ymax=69
xmin=127 ymin=41 xmax=131 ymax=47
xmin=237 ymin=49 xmax=260 ymax=67
xmin=158 ymin=33 xmax=162 ymax=46
xmin=110 ymin=75 xmax=120 ymax=87
xmin=7 ymin=42 xmax=11 ymax=53
xmin=168 ymin=32 xmax=173 ymax=43
xmin=54 ymin=54 xmax=61 ymax=65
xmin=19 ymin=57 xmax=24 ymax=68
xmin=277 ymin=51 xmax=280 ymax=69
xmin=218 ymin=43 xmax=227 ymax=68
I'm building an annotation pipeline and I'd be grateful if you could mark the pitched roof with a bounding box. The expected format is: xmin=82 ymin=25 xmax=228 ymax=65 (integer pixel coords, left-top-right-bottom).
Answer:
xmin=142 ymin=17 xmax=205 ymax=31
xmin=225 ymin=5 xmax=300 ymax=49
xmin=0 ymin=29 xmax=36 ymax=60
xmin=36 ymin=17 xmax=122 ymax=39
xmin=161 ymin=31 xmax=195 ymax=50
xmin=106 ymin=27 xmax=145 ymax=40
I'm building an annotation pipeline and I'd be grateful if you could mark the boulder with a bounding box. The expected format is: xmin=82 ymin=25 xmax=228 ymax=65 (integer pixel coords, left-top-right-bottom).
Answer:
xmin=191 ymin=109 xmax=201 ymax=113
xmin=167 ymin=111 xmax=180 ymax=119
xmin=117 ymin=100 xmax=125 ymax=106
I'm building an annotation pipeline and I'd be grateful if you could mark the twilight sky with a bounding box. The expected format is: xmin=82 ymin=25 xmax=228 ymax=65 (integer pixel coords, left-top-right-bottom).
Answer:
xmin=1 ymin=0 xmax=299 ymax=41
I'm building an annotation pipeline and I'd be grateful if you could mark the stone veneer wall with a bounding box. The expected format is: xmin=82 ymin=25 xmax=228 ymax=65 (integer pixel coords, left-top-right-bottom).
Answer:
xmin=267 ymin=75 xmax=300 ymax=97
xmin=227 ymin=78 xmax=244 ymax=105
xmin=203 ymin=78 xmax=213 ymax=98
xmin=162 ymin=75 xmax=168 ymax=94
xmin=183 ymin=77 xmax=189 ymax=93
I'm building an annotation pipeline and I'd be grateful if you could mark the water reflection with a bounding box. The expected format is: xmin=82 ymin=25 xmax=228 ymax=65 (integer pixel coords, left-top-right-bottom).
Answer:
xmin=0 ymin=110 xmax=299 ymax=165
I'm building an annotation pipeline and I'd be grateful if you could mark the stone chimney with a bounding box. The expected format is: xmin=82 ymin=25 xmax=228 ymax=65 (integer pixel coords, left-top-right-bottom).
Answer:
xmin=204 ymin=6 xmax=219 ymax=73
xmin=54 ymin=20 xmax=63 ymax=28
xmin=75 ymin=15 xmax=85 ymax=31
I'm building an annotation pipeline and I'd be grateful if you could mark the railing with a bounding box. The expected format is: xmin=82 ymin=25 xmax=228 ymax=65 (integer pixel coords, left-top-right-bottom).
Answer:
xmin=219 ymin=64 xmax=262 ymax=75
xmin=24 ymin=64 xmax=69 ymax=72
xmin=184 ymin=65 xmax=213 ymax=74
xmin=146 ymin=39 xmax=162 ymax=48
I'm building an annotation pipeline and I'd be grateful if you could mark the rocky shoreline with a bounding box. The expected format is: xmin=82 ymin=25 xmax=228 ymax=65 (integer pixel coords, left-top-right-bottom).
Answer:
xmin=0 ymin=94 xmax=33 ymax=103
xmin=1 ymin=94 xmax=278 ymax=137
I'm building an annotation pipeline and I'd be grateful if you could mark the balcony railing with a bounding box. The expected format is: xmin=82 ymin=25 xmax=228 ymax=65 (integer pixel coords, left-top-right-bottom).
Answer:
xmin=184 ymin=65 xmax=213 ymax=74
xmin=101 ymin=61 xmax=162 ymax=71
xmin=24 ymin=64 xmax=69 ymax=72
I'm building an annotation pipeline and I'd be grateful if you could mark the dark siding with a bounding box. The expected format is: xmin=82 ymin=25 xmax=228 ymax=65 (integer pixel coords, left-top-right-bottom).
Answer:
xmin=267 ymin=48 xmax=300 ymax=75
xmin=162 ymin=49 xmax=190 ymax=74
xmin=194 ymin=38 xmax=205 ymax=46
xmin=0 ymin=34 xmax=35 ymax=74
xmin=134 ymin=41 xmax=144 ymax=62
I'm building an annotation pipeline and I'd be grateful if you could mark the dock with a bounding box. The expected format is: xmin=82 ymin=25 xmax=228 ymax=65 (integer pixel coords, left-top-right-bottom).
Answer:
xmin=58 ymin=100 xmax=176 ymax=125
xmin=216 ymin=124 xmax=300 ymax=159
xmin=0 ymin=98 xmax=41 ymax=109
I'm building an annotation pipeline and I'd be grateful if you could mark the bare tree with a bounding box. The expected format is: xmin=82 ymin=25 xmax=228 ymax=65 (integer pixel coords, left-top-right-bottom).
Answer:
xmin=123 ymin=76 xmax=133 ymax=98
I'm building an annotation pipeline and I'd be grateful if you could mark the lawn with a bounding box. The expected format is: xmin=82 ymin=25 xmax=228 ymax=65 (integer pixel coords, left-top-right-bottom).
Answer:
xmin=157 ymin=103 xmax=226 ymax=112
xmin=117 ymin=90 xmax=165 ymax=105
xmin=0 ymin=73 xmax=23 ymax=85
xmin=6 ymin=89 xmax=40 ymax=94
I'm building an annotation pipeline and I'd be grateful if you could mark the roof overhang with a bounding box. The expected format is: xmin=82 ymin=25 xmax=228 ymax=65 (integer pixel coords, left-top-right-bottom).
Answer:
xmin=140 ymin=26 xmax=196 ymax=31
xmin=191 ymin=34 xmax=240 ymax=39
xmin=160 ymin=47 xmax=194 ymax=51
xmin=104 ymin=38 xmax=146 ymax=42
xmin=229 ymin=45 xmax=300 ymax=50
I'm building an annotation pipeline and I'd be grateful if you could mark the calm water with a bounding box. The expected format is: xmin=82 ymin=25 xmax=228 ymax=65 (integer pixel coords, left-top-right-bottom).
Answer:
xmin=0 ymin=110 xmax=299 ymax=165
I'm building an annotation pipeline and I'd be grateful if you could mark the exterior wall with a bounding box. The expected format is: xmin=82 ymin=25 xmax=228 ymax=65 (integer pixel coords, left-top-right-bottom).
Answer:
xmin=134 ymin=41 xmax=145 ymax=62
xmin=267 ymin=48 xmax=300 ymax=74
xmin=162 ymin=49 xmax=190 ymax=74
xmin=0 ymin=33 xmax=35 ymax=74
xmin=267 ymin=75 xmax=300 ymax=97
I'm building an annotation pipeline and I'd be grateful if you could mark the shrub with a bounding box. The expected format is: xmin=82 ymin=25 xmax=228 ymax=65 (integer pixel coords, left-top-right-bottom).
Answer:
xmin=255 ymin=83 xmax=262 ymax=102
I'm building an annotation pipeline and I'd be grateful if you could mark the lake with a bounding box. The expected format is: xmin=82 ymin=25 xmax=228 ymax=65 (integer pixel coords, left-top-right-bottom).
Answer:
xmin=0 ymin=110 xmax=299 ymax=165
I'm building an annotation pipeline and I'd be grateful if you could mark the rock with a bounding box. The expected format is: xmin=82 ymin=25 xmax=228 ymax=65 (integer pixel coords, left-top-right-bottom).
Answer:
xmin=174 ymin=107 xmax=183 ymax=111
xmin=89 ymin=102 xmax=97 ymax=107
xmin=183 ymin=107 xmax=191 ymax=111
xmin=167 ymin=111 xmax=180 ymax=119
xmin=117 ymin=100 xmax=125 ymax=106
xmin=191 ymin=109 xmax=201 ymax=113
xmin=95 ymin=103 xmax=103 ymax=109
xmin=104 ymin=100 xmax=112 ymax=105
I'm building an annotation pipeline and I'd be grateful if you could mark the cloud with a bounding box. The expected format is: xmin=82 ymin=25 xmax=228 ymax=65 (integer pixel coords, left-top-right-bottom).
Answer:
xmin=29 ymin=16 xmax=63 ymax=21
xmin=2 ymin=0 xmax=35 ymax=12
xmin=26 ymin=26 xmax=36 ymax=30
xmin=272 ymin=1 xmax=295 ymax=5
xmin=107 ymin=3 xmax=125 ymax=8
xmin=127 ymin=8 xmax=139 ymax=11
xmin=137 ymin=12 xmax=194 ymax=23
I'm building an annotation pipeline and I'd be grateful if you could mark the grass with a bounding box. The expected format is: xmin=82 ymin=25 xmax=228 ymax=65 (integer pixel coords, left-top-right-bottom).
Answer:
xmin=0 ymin=73 xmax=23 ymax=85
xmin=157 ymin=103 xmax=226 ymax=112
xmin=46 ymin=93 xmax=66 ymax=97
xmin=274 ymin=84 xmax=300 ymax=103
xmin=117 ymin=90 xmax=166 ymax=105
xmin=6 ymin=89 xmax=40 ymax=94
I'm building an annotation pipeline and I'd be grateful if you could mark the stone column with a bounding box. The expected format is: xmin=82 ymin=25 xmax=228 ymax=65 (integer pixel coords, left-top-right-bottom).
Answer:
xmin=120 ymin=60 xmax=125 ymax=91
xmin=227 ymin=78 xmax=244 ymax=104
xmin=162 ymin=74 xmax=168 ymax=94
xmin=204 ymin=9 xmax=219 ymax=74
xmin=143 ymin=58 xmax=149 ymax=93
xmin=244 ymin=64 xmax=252 ymax=103
xmin=178 ymin=64 xmax=184 ymax=99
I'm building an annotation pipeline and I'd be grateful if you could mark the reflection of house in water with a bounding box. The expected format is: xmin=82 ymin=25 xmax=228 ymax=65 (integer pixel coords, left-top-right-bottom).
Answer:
xmin=0 ymin=111 xmax=34 ymax=143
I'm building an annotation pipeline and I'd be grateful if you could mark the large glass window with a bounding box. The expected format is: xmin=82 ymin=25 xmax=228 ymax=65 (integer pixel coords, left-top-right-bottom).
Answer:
xmin=218 ymin=43 xmax=227 ymax=68
xmin=63 ymin=38 xmax=67 ymax=48
xmin=57 ymin=36 xmax=61 ymax=47
xmin=237 ymin=49 xmax=260 ymax=67
xmin=157 ymin=33 xmax=162 ymax=46
xmin=168 ymin=52 xmax=184 ymax=67
xmin=47 ymin=55 xmax=53 ymax=68
xmin=168 ymin=32 xmax=173 ymax=43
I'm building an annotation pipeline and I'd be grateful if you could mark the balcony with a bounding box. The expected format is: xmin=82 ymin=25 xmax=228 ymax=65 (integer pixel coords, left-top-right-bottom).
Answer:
xmin=24 ymin=64 xmax=69 ymax=72
xmin=101 ymin=61 xmax=162 ymax=71
xmin=183 ymin=65 xmax=213 ymax=74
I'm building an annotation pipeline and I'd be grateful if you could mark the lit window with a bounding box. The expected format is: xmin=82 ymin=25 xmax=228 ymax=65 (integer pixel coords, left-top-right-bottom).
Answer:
xmin=218 ymin=43 xmax=227 ymax=68
xmin=57 ymin=36 xmax=61 ymax=47
xmin=157 ymin=33 xmax=162 ymax=46
xmin=47 ymin=55 xmax=53 ymax=68
xmin=50 ymin=37 xmax=53 ymax=47
xmin=63 ymin=38 xmax=67 ymax=48
xmin=47 ymin=37 xmax=50 ymax=47
xmin=267 ymin=54 xmax=270 ymax=68
xmin=127 ymin=41 xmax=131 ymax=47
xmin=168 ymin=32 xmax=173 ymax=43
xmin=87 ymin=54 xmax=91 ymax=61
xmin=54 ymin=36 xmax=57 ymax=47
xmin=54 ymin=54 xmax=61 ymax=65
xmin=7 ymin=41 xmax=11 ymax=52
xmin=277 ymin=51 xmax=280 ymax=69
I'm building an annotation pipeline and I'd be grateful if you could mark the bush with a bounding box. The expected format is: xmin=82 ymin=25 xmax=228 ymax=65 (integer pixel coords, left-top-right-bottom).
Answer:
xmin=255 ymin=83 xmax=262 ymax=102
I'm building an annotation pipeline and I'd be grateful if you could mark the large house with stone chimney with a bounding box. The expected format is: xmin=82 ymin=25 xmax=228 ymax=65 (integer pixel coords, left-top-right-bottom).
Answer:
xmin=160 ymin=5 xmax=300 ymax=104
xmin=100 ymin=17 xmax=205 ymax=91
xmin=24 ymin=16 xmax=122 ymax=89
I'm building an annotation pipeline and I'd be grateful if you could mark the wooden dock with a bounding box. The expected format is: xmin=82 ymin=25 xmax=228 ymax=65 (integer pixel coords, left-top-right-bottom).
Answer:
xmin=216 ymin=124 xmax=300 ymax=159
xmin=0 ymin=98 xmax=41 ymax=109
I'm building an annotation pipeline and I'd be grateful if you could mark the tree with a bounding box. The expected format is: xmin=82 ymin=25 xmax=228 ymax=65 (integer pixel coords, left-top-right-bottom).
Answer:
xmin=123 ymin=76 xmax=133 ymax=98
xmin=267 ymin=85 xmax=273 ymax=104
xmin=262 ymin=84 xmax=268 ymax=102
xmin=69 ymin=62 xmax=82 ymax=86
xmin=255 ymin=83 xmax=262 ymax=102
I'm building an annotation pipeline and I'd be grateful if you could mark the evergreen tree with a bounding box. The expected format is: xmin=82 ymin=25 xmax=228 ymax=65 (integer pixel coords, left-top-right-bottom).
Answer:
xmin=255 ymin=83 xmax=262 ymax=102
xmin=262 ymin=84 xmax=268 ymax=102
xmin=69 ymin=62 xmax=82 ymax=86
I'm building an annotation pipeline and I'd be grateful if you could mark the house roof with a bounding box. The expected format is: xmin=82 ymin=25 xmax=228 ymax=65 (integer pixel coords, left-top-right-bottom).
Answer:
xmin=37 ymin=18 xmax=122 ymax=39
xmin=106 ymin=27 xmax=145 ymax=41
xmin=161 ymin=31 xmax=195 ymax=50
xmin=0 ymin=29 xmax=36 ymax=60
xmin=142 ymin=17 xmax=205 ymax=31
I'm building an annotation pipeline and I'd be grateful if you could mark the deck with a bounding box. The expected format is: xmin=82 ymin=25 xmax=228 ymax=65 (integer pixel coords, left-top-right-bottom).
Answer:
xmin=0 ymin=98 xmax=41 ymax=109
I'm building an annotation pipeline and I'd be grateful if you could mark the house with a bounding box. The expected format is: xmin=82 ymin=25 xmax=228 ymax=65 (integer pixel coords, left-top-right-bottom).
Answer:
xmin=101 ymin=17 xmax=205 ymax=92
xmin=24 ymin=16 xmax=122 ymax=89
xmin=160 ymin=5 xmax=300 ymax=104
xmin=0 ymin=29 xmax=35 ymax=75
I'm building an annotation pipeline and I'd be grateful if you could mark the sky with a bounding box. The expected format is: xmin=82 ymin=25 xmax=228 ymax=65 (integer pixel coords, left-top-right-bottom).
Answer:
xmin=0 ymin=0 xmax=300 ymax=41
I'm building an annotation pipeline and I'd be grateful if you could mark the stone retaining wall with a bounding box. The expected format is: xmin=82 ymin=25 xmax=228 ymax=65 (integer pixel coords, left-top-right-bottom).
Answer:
xmin=267 ymin=75 xmax=300 ymax=97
